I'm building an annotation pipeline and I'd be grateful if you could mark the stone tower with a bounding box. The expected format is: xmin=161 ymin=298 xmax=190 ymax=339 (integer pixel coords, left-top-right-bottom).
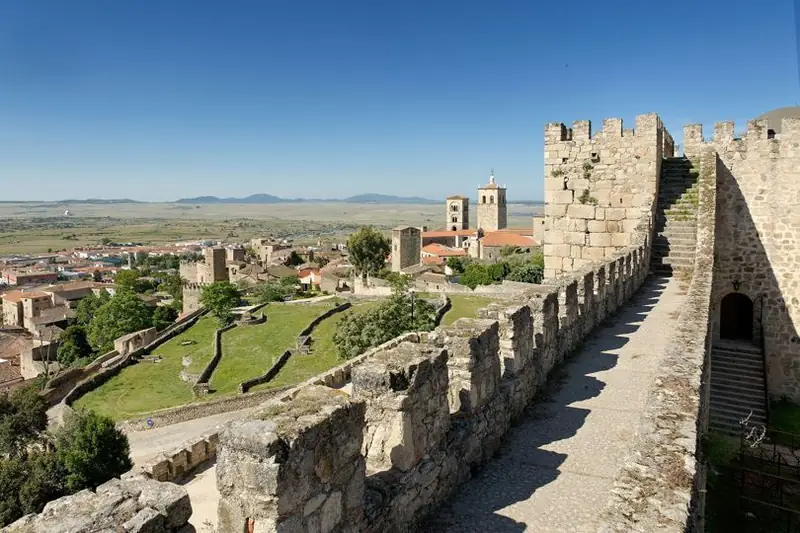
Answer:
xmin=202 ymin=247 xmax=228 ymax=283
xmin=445 ymin=196 xmax=469 ymax=231
xmin=391 ymin=226 xmax=421 ymax=272
xmin=476 ymin=172 xmax=507 ymax=232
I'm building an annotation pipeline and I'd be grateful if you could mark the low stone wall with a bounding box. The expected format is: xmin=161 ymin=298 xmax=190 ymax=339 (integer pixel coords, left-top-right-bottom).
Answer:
xmin=237 ymin=303 xmax=351 ymax=394
xmin=117 ymin=385 xmax=292 ymax=431
xmin=238 ymin=350 xmax=292 ymax=394
xmin=3 ymin=477 xmax=192 ymax=532
xmin=598 ymin=147 xmax=718 ymax=532
xmin=432 ymin=294 xmax=451 ymax=327
xmin=192 ymin=322 xmax=237 ymax=396
xmin=216 ymin=235 xmax=653 ymax=533
xmin=137 ymin=433 xmax=220 ymax=482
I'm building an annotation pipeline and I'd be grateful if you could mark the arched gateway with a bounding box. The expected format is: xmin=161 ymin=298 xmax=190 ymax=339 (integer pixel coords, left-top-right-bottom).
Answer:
xmin=719 ymin=292 xmax=754 ymax=341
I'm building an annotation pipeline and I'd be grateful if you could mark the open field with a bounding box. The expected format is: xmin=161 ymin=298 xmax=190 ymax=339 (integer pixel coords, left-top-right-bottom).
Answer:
xmin=212 ymin=302 xmax=336 ymax=396
xmin=73 ymin=314 xmax=219 ymax=420
xmin=441 ymin=295 xmax=497 ymax=326
xmin=0 ymin=201 xmax=542 ymax=254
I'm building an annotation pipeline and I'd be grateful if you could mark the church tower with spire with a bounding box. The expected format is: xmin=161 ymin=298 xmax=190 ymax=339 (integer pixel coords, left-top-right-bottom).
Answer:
xmin=476 ymin=170 xmax=507 ymax=231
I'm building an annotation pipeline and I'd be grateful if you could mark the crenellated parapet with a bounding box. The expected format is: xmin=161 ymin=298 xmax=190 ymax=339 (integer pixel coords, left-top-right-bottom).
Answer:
xmin=543 ymin=113 xmax=669 ymax=279
xmin=684 ymin=117 xmax=800 ymax=158
xmin=215 ymin=236 xmax=653 ymax=533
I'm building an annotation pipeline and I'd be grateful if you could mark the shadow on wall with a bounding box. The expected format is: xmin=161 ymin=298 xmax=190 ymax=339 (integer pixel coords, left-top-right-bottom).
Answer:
xmin=419 ymin=278 xmax=667 ymax=532
xmin=712 ymin=161 xmax=800 ymax=400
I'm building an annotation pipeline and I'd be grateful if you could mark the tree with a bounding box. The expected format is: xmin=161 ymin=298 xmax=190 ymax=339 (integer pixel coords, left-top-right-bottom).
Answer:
xmin=18 ymin=452 xmax=65 ymax=517
xmin=460 ymin=264 xmax=492 ymax=289
xmin=114 ymin=269 xmax=142 ymax=292
xmin=75 ymin=291 xmax=110 ymax=326
xmin=0 ymin=386 xmax=48 ymax=459
xmin=157 ymin=272 xmax=183 ymax=303
xmin=0 ymin=458 xmax=25 ymax=526
xmin=92 ymin=270 xmax=102 ymax=282
xmin=56 ymin=325 xmax=92 ymax=367
xmin=500 ymin=245 xmax=520 ymax=257
xmin=315 ymin=255 xmax=330 ymax=268
xmin=87 ymin=290 xmax=154 ymax=353
xmin=446 ymin=256 xmax=468 ymax=274
xmin=347 ymin=226 xmax=390 ymax=281
xmin=200 ymin=282 xmax=241 ymax=326
xmin=487 ymin=262 xmax=510 ymax=282
xmin=255 ymin=282 xmax=291 ymax=304
xmin=507 ymin=262 xmax=544 ymax=284
xmin=333 ymin=282 xmax=436 ymax=359
xmin=152 ymin=305 xmax=178 ymax=331
xmin=56 ymin=410 xmax=132 ymax=492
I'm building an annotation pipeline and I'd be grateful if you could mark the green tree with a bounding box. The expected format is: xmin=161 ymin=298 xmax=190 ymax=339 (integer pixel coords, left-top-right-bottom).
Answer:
xmin=18 ymin=453 xmax=65 ymax=517
xmin=507 ymin=262 xmax=544 ymax=284
xmin=446 ymin=256 xmax=468 ymax=274
xmin=114 ymin=269 xmax=142 ymax=292
xmin=152 ymin=305 xmax=178 ymax=330
xmin=56 ymin=410 xmax=132 ymax=492
xmin=500 ymin=245 xmax=520 ymax=257
xmin=460 ymin=264 xmax=492 ymax=289
xmin=280 ymin=275 xmax=299 ymax=288
xmin=75 ymin=291 xmax=110 ymax=326
xmin=87 ymin=290 xmax=154 ymax=353
xmin=0 ymin=458 xmax=25 ymax=526
xmin=347 ymin=226 xmax=391 ymax=281
xmin=333 ymin=282 xmax=436 ymax=360
xmin=286 ymin=251 xmax=304 ymax=266
xmin=487 ymin=262 xmax=510 ymax=282
xmin=0 ymin=386 xmax=48 ymax=459
xmin=56 ymin=325 xmax=92 ymax=367
xmin=157 ymin=272 xmax=183 ymax=304
xmin=199 ymin=282 xmax=241 ymax=326
xmin=255 ymin=282 xmax=291 ymax=304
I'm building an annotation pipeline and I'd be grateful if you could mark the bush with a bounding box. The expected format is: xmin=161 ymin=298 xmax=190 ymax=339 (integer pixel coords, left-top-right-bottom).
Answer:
xmin=200 ymin=282 xmax=242 ymax=326
xmin=88 ymin=290 xmax=154 ymax=353
xmin=0 ymin=386 xmax=48 ymax=458
xmin=152 ymin=305 xmax=178 ymax=331
xmin=57 ymin=325 xmax=92 ymax=367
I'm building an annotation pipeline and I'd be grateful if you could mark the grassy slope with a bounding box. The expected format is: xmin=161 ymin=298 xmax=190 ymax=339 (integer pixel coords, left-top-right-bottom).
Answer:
xmin=73 ymin=315 xmax=217 ymax=420
xmin=441 ymin=295 xmax=495 ymax=326
xmin=211 ymin=302 xmax=334 ymax=396
xmin=251 ymin=301 xmax=378 ymax=392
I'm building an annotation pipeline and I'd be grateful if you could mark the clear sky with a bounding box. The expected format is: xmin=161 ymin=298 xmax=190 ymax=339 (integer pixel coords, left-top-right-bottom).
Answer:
xmin=1 ymin=0 xmax=798 ymax=202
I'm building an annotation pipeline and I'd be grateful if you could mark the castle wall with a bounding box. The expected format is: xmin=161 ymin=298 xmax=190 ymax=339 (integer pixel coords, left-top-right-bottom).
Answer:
xmin=216 ymin=236 xmax=652 ymax=533
xmin=542 ymin=113 xmax=673 ymax=279
xmin=686 ymin=118 xmax=800 ymax=399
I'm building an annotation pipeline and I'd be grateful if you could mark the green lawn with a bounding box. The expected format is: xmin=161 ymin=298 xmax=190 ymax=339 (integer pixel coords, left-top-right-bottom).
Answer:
xmin=211 ymin=302 xmax=335 ymax=396
xmin=73 ymin=315 xmax=218 ymax=420
xmin=251 ymin=301 xmax=378 ymax=392
xmin=441 ymin=295 xmax=495 ymax=326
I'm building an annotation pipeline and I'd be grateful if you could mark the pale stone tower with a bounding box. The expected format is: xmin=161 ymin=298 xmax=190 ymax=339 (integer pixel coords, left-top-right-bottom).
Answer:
xmin=476 ymin=171 xmax=507 ymax=232
xmin=202 ymin=247 xmax=228 ymax=283
xmin=445 ymin=195 xmax=469 ymax=231
xmin=391 ymin=226 xmax=421 ymax=272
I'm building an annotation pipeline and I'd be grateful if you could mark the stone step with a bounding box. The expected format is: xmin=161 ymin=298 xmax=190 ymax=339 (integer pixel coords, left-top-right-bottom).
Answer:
xmin=653 ymin=236 xmax=696 ymax=245
xmin=656 ymin=256 xmax=695 ymax=266
xmin=714 ymin=344 xmax=763 ymax=357
xmin=710 ymin=381 xmax=766 ymax=401
xmin=710 ymin=412 xmax=765 ymax=436
xmin=712 ymin=374 xmax=767 ymax=395
xmin=711 ymin=354 xmax=764 ymax=371
xmin=711 ymin=398 xmax=767 ymax=421
xmin=654 ymin=230 xmax=697 ymax=239
xmin=712 ymin=346 xmax=764 ymax=361
xmin=652 ymin=241 xmax=696 ymax=250
xmin=651 ymin=247 xmax=696 ymax=255
xmin=712 ymin=365 xmax=766 ymax=382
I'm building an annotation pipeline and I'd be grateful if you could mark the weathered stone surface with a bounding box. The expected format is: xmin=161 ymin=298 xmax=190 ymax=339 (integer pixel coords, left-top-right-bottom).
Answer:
xmin=3 ymin=479 xmax=191 ymax=533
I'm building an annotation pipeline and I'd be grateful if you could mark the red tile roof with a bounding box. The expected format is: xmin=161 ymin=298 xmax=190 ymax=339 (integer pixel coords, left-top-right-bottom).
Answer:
xmin=480 ymin=232 xmax=537 ymax=248
xmin=422 ymin=229 xmax=477 ymax=238
xmin=1 ymin=290 xmax=51 ymax=303
xmin=421 ymin=243 xmax=468 ymax=257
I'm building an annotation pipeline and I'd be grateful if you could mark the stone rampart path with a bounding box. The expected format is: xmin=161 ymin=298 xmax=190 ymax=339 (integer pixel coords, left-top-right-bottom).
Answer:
xmin=423 ymin=276 xmax=685 ymax=533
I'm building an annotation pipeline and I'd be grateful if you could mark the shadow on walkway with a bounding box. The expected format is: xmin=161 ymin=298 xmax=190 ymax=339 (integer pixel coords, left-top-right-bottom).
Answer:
xmin=420 ymin=276 xmax=669 ymax=532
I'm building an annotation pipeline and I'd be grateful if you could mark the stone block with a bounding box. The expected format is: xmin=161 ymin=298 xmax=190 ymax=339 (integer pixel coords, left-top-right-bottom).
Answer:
xmin=548 ymin=190 xmax=574 ymax=204
xmin=595 ymin=208 xmax=606 ymax=220
xmin=606 ymin=221 xmax=620 ymax=233
xmin=544 ymin=204 xmax=567 ymax=217
xmin=568 ymin=218 xmax=587 ymax=232
xmin=582 ymin=246 xmax=606 ymax=261
xmin=611 ymin=233 xmax=630 ymax=247
xmin=625 ymin=208 xmax=641 ymax=219
xmin=567 ymin=204 xmax=596 ymax=219
xmin=589 ymin=233 xmax=612 ymax=247
xmin=606 ymin=208 xmax=626 ymax=221
xmin=587 ymin=220 xmax=606 ymax=232
xmin=553 ymin=244 xmax=571 ymax=257
xmin=544 ymin=177 xmax=566 ymax=191
xmin=565 ymin=231 xmax=587 ymax=245
xmin=546 ymin=230 xmax=565 ymax=244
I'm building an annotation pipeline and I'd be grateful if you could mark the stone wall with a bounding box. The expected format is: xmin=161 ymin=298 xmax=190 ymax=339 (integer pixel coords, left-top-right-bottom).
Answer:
xmin=3 ymin=477 xmax=192 ymax=533
xmin=432 ymin=294 xmax=451 ymax=326
xmin=114 ymin=326 xmax=157 ymax=356
xmin=193 ymin=322 xmax=237 ymax=395
xmin=598 ymin=146 xmax=718 ymax=532
xmin=686 ymin=118 xmax=800 ymax=400
xmin=216 ymin=236 xmax=651 ymax=533
xmin=543 ymin=113 xmax=670 ymax=279
xmin=137 ymin=433 xmax=220 ymax=482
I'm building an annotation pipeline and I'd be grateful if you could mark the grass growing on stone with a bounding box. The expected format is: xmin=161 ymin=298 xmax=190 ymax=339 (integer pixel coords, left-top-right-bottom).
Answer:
xmin=441 ymin=295 xmax=496 ymax=326
xmin=210 ymin=302 xmax=336 ymax=397
xmin=73 ymin=314 xmax=218 ymax=420
xmin=250 ymin=301 xmax=379 ymax=392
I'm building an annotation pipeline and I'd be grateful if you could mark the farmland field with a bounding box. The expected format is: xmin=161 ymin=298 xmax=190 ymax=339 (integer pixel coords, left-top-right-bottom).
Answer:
xmin=0 ymin=201 xmax=542 ymax=254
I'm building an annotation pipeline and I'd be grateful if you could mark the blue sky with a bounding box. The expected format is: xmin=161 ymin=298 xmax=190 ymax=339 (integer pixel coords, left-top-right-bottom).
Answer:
xmin=1 ymin=0 xmax=798 ymax=202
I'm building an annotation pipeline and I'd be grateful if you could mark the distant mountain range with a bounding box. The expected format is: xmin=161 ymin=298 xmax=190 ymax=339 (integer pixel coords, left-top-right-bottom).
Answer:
xmin=173 ymin=193 xmax=441 ymax=204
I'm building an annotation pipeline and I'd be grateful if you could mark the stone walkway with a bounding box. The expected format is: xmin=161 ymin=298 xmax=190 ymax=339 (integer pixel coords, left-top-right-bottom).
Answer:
xmin=423 ymin=276 xmax=686 ymax=533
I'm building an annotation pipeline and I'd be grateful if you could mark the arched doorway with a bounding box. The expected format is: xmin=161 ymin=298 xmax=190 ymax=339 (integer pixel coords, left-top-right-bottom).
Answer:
xmin=719 ymin=292 xmax=754 ymax=341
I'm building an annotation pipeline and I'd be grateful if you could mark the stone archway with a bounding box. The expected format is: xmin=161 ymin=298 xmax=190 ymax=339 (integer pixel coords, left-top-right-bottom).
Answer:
xmin=719 ymin=292 xmax=754 ymax=341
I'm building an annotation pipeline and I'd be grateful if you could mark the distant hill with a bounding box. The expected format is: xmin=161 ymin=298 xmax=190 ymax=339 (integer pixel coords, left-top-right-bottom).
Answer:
xmin=58 ymin=198 xmax=143 ymax=204
xmin=174 ymin=193 xmax=438 ymax=204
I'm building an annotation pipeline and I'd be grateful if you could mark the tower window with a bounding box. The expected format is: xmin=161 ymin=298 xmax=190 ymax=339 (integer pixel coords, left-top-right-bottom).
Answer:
xmin=490 ymin=196 xmax=494 ymax=204
xmin=451 ymin=204 xmax=458 ymax=211
xmin=482 ymin=195 xmax=486 ymax=204
xmin=451 ymin=216 xmax=457 ymax=223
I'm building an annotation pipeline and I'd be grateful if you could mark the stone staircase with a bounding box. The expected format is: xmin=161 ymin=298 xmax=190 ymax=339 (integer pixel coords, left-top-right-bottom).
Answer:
xmin=651 ymin=158 xmax=699 ymax=276
xmin=709 ymin=342 xmax=768 ymax=435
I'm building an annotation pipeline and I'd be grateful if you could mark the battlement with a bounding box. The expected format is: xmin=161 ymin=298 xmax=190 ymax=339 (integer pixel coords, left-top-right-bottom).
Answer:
xmin=545 ymin=113 xmax=666 ymax=144
xmin=684 ymin=117 xmax=800 ymax=156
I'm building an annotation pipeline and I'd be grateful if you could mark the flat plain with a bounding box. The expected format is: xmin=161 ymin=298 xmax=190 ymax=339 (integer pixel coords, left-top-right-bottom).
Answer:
xmin=0 ymin=201 xmax=543 ymax=254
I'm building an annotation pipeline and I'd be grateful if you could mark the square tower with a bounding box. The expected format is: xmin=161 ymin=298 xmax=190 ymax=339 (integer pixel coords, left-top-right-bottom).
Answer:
xmin=391 ymin=226 xmax=422 ymax=272
xmin=477 ymin=172 xmax=507 ymax=232
xmin=446 ymin=196 xmax=469 ymax=231
xmin=202 ymin=247 xmax=228 ymax=283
